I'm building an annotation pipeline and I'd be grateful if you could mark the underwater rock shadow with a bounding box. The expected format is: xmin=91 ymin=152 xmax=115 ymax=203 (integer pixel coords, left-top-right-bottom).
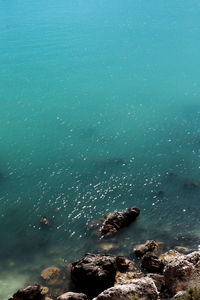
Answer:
xmin=92 ymin=157 xmax=127 ymax=174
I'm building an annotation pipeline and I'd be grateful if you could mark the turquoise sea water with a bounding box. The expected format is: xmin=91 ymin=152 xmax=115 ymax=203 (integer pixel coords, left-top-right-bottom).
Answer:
xmin=1 ymin=0 xmax=200 ymax=298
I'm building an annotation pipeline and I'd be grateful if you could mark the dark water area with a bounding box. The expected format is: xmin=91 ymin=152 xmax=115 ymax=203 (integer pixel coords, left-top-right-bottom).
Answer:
xmin=1 ymin=0 xmax=200 ymax=298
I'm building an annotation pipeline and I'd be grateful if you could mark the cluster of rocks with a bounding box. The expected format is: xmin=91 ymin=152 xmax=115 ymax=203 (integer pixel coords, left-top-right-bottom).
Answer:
xmin=8 ymin=208 xmax=200 ymax=299
xmin=9 ymin=242 xmax=200 ymax=300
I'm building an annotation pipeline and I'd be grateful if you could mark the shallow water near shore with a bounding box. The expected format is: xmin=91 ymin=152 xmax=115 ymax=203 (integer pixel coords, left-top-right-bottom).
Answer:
xmin=1 ymin=0 xmax=200 ymax=298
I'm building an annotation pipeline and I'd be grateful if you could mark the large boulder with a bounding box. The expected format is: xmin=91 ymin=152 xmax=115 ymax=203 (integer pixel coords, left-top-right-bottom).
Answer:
xmin=57 ymin=292 xmax=88 ymax=300
xmin=71 ymin=254 xmax=117 ymax=296
xmin=99 ymin=207 xmax=140 ymax=236
xmin=134 ymin=240 xmax=161 ymax=258
xmin=93 ymin=277 xmax=159 ymax=300
xmin=8 ymin=285 xmax=47 ymax=300
xmin=163 ymin=257 xmax=194 ymax=295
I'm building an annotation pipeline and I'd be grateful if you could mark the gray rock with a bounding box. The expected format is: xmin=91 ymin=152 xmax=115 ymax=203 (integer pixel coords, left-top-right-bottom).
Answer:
xmin=57 ymin=292 xmax=88 ymax=300
xmin=99 ymin=207 xmax=140 ymax=236
xmin=93 ymin=277 xmax=159 ymax=300
xmin=134 ymin=240 xmax=160 ymax=258
xmin=71 ymin=253 xmax=117 ymax=296
xmin=164 ymin=257 xmax=194 ymax=295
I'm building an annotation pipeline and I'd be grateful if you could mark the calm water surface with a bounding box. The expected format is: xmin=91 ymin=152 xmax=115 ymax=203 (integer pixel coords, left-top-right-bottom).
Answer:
xmin=1 ymin=0 xmax=200 ymax=298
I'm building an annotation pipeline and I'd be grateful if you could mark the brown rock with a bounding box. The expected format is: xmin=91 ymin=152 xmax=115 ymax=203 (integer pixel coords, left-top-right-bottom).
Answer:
xmin=147 ymin=274 xmax=165 ymax=293
xmin=40 ymin=216 xmax=50 ymax=227
xmin=41 ymin=267 xmax=62 ymax=286
xmin=115 ymin=271 xmax=144 ymax=285
xmin=116 ymin=256 xmax=135 ymax=273
xmin=9 ymin=285 xmax=45 ymax=300
xmin=41 ymin=286 xmax=49 ymax=295
xmin=141 ymin=253 xmax=164 ymax=273
xmin=134 ymin=240 xmax=161 ymax=258
xmin=99 ymin=207 xmax=140 ymax=236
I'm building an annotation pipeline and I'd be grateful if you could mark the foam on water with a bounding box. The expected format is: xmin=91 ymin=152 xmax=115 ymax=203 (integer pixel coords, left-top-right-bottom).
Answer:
xmin=1 ymin=0 xmax=200 ymax=298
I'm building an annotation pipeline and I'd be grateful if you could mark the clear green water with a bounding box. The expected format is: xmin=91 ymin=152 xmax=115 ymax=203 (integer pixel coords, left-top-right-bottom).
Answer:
xmin=1 ymin=0 xmax=200 ymax=298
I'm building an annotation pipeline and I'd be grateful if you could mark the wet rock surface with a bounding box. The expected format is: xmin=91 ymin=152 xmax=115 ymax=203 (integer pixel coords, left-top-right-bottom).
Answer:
xmin=99 ymin=207 xmax=140 ymax=236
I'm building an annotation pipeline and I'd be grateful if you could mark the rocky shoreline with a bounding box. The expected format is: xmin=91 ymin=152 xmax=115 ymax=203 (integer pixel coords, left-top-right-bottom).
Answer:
xmin=8 ymin=208 xmax=200 ymax=300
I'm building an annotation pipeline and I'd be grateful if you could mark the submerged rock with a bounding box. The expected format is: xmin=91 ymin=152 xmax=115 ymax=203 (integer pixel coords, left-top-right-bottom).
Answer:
xmin=183 ymin=178 xmax=200 ymax=189
xmin=97 ymin=242 xmax=117 ymax=252
xmin=106 ymin=158 xmax=126 ymax=167
xmin=156 ymin=190 xmax=165 ymax=197
xmin=174 ymin=246 xmax=190 ymax=254
xmin=71 ymin=253 xmax=117 ymax=296
xmin=41 ymin=267 xmax=63 ymax=286
xmin=134 ymin=240 xmax=161 ymax=258
xmin=9 ymin=285 xmax=47 ymax=300
xmin=57 ymin=292 xmax=88 ymax=300
xmin=99 ymin=207 xmax=140 ymax=236
xmin=93 ymin=277 xmax=159 ymax=300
